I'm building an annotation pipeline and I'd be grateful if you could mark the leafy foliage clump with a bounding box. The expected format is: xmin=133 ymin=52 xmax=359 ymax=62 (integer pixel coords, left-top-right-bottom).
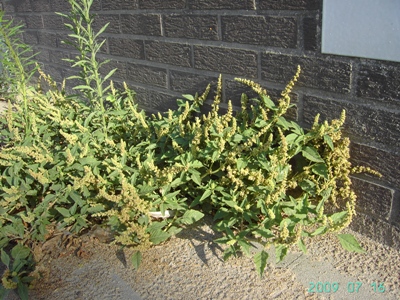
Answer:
xmin=0 ymin=0 xmax=380 ymax=298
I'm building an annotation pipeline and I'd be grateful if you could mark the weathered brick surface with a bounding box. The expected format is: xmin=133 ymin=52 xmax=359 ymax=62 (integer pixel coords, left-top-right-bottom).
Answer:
xmin=188 ymin=0 xmax=255 ymax=10
xmin=49 ymin=50 xmax=70 ymax=66
xmin=351 ymin=177 xmax=393 ymax=220
xmin=11 ymin=0 xmax=32 ymax=12
xmin=164 ymin=15 xmax=218 ymax=40
xmin=139 ymin=0 xmax=186 ymax=9
xmin=50 ymin=0 xmax=72 ymax=12
xmin=56 ymin=33 xmax=76 ymax=50
xmin=133 ymin=86 xmax=178 ymax=112
xmin=194 ymin=46 xmax=258 ymax=78
xmin=92 ymin=14 xmax=121 ymax=34
xmin=357 ymin=62 xmax=400 ymax=103
xmin=145 ymin=41 xmax=191 ymax=67
xmin=262 ymin=53 xmax=352 ymax=93
xmin=303 ymin=17 xmax=318 ymax=51
xmin=350 ymin=213 xmax=399 ymax=248
xmin=25 ymin=15 xmax=43 ymax=29
xmin=2 ymin=2 xmax=16 ymax=13
xmin=102 ymin=0 xmax=138 ymax=10
xmin=99 ymin=60 xmax=127 ymax=79
xmin=37 ymin=31 xmax=58 ymax=48
xmin=42 ymin=14 xmax=65 ymax=30
xmin=350 ymin=143 xmax=400 ymax=187
xmin=31 ymin=0 xmax=51 ymax=12
xmin=33 ymin=47 xmax=50 ymax=63
xmin=43 ymin=64 xmax=63 ymax=82
xmin=121 ymin=14 xmax=161 ymax=36
xmin=109 ymin=38 xmax=144 ymax=59
xmin=126 ymin=63 xmax=167 ymax=88
xmin=23 ymin=31 xmax=38 ymax=45
xmin=222 ymin=16 xmax=297 ymax=48
xmin=224 ymin=79 xmax=259 ymax=107
xmin=303 ymin=96 xmax=400 ymax=149
xmin=258 ymin=0 xmax=321 ymax=10
xmin=170 ymin=70 xmax=216 ymax=95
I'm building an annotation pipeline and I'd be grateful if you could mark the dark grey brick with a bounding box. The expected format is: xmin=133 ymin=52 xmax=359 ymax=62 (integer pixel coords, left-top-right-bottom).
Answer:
xmin=43 ymin=63 xmax=64 ymax=82
xmin=49 ymin=50 xmax=70 ymax=66
xmin=164 ymin=15 xmax=218 ymax=40
xmin=31 ymin=0 xmax=51 ymax=12
xmin=102 ymin=0 xmax=138 ymax=10
xmin=194 ymin=46 xmax=258 ymax=78
xmin=25 ymin=15 xmax=43 ymax=29
xmin=33 ymin=47 xmax=50 ymax=63
xmin=121 ymin=14 xmax=161 ymax=36
xmin=357 ymin=63 xmax=400 ymax=103
xmin=170 ymin=70 xmax=216 ymax=95
xmin=50 ymin=0 xmax=72 ymax=12
xmin=225 ymin=79 xmax=298 ymax=119
xmin=188 ymin=0 xmax=255 ymax=9
xmin=351 ymin=177 xmax=393 ymax=220
xmin=57 ymin=33 xmax=76 ymax=50
xmin=92 ymin=14 xmax=120 ymax=34
xmin=350 ymin=143 xmax=400 ymax=188
xmin=13 ymin=0 xmax=33 ymax=12
xmin=99 ymin=59 xmax=127 ymax=80
xmin=133 ymin=86 xmax=178 ymax=112
xmin=350 ymin=212 xmax=399 ymax=248
xmin=303 ymin=96 xmax=400 ymax=149
xmin=224 ymin=79 xmax=261 ymax=107
xmin=303 ymin=17 xmax=318 ymax=51
xmin=222 ymin=16 xmax=297 ymax=48
xmin=23 ymin=31 xmax=38 ymax=45
xmin=3 ymin=2 xmax=16 ymax=13
xmin=109 ymin=38 xmax=144 ymax=59
xmin=145 ymin=41 xmax=191 ymax=67
xmin=258 ymin=0 xmax=321 ymax=10
xmin=126 ymin=63 xmax=167 ymax=88
xmin=37 ymin=31 xmax=58 ymax=48
xmin=261 ymin=53 xmax=352 ymax=93
xmin=139 ymin=0 xmax=186 ymax=9
xmin=42 ymin=14 xmax=65 ymax=30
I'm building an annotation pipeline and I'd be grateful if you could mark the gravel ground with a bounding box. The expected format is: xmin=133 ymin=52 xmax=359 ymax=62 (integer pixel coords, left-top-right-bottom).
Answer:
xmin=2 ymin=215 xmax=399 ymax=300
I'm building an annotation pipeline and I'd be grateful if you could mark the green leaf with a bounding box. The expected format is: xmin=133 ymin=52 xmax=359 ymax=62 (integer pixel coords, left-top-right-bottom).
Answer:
xmin=330 ymin=211 xmax=348 ymax=224
xmin=223 ymin=245 xmax=237 ymax=261
xmin=253 ymin=250 xmax=268 ymax=278
xmin=180 ymin=210 xmax=204 ymax=225
xmin=299 ymin=180 xmax=315 ymax=194
xmin=131 ymin=251 xmax=142 ymax=270
xmin=17 ymin=282 xmax=29 ymax=300
xmin=1 ymin=249 xmax=10 ymax=269
xmin=261 ymin=95 xmax=276 ymax=110
xmin=302 ymin=146 xmax=324 ymax=163
xmin=311 ymin=226 xmax=327 ymax=236
xmin=11 ymin=244 xmax=30 ymax=261
xmin=298 ymin=238 xmax=307 ymax=254
xmin=199 ymin=189 xmax=212 ymax=202
xmin=237 ymin=239 xmax=251 ymax=257
xmin=324 ymin=134 xmax=334 ymax=151
xmin=149 ymin=230 xmax=170 ymax=245
xmin=56 ymin=207 xmax=71 ymax=218
xmin=275 ymin=244 xmax=288 ymax=263
xmin=312 ymin=163 xmax=329 ymax=179
xmin=191 ymin=173 xmax=202 ymax=186
xmin=337 ymin=234 xmax=366 ymax=253
xmin=182 ymin=94 xmax=194 ymax=101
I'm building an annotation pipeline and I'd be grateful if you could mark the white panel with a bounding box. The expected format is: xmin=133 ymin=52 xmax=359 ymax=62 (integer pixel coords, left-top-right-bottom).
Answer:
xmin=322 ymin=0 xmax=400 ymax=62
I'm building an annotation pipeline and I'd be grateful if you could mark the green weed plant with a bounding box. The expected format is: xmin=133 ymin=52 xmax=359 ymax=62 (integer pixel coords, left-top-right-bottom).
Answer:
xmin=0 ymin=0 xmax=380 ymax=298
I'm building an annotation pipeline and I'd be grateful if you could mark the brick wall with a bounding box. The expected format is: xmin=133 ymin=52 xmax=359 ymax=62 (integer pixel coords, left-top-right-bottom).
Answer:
xmin=2 ymin=0 xmax=399 ymax=248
